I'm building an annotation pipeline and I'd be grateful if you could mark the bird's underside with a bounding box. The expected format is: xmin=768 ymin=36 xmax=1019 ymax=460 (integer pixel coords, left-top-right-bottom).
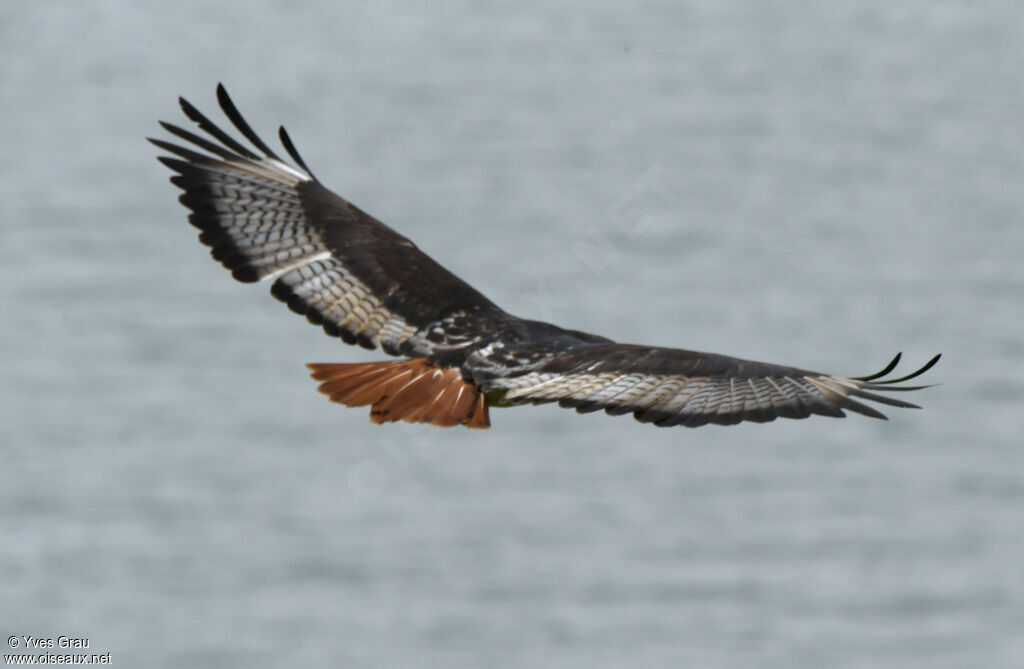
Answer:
xmin=152 ymin=84 xmax=940 ymax=430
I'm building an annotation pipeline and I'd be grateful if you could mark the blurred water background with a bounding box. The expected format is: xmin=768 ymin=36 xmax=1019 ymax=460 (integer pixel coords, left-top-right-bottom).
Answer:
xmin=2 ymin=2 xmax=1022 ymax=667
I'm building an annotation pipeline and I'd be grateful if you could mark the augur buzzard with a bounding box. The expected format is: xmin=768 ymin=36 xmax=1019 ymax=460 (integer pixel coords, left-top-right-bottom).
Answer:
xmin=151 ymin=85 xmax=939 ymax=429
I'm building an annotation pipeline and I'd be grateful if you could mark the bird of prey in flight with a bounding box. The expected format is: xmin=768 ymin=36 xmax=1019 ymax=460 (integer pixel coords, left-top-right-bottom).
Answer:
xmin=151 ymin=85 xmax=939 ymax=429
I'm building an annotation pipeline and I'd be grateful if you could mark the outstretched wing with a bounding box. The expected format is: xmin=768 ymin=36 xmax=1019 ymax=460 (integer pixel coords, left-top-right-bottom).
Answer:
xmin=150 ymin=84 xmax=502 ymax=356
xmin=480 ymin=344 xmax=940 ymax=427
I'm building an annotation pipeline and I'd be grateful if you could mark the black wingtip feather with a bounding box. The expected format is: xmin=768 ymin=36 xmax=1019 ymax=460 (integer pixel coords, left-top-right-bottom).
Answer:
xmin=852 ymin=353 xmax=941 ymax=384
xmin=179 ymin=92 xmax=261 ymax=160
xmin=155 ymin=122 xmax=242 ymax=162
xmin=881 ymin=353 xmax=942 ymax=385
xmin=855 ymin=352 xmax=903 ymax=381
xmin=279 ymin=125 xmax=319 ymax=182
xmin=156 ymin=155 xmax=190 ymax=174
xmin=216 ymin=84 xmax=283 ymax=161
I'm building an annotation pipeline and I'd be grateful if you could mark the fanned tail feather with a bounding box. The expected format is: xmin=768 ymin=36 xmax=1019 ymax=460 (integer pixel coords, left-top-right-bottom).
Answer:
xmin=307 ymin=359 xmax=490 ymax=428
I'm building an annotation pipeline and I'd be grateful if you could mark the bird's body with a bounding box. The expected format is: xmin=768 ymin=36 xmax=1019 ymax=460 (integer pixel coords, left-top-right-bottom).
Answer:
xmin=152 ymin=85 xmax=938 ymax=429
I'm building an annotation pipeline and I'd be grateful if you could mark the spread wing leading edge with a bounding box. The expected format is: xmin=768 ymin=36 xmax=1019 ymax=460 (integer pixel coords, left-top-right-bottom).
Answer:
xmin=152 ymin=85 xmax=939 ymax=429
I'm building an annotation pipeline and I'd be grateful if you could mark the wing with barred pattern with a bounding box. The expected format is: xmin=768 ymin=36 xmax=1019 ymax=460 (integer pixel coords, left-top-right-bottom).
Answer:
xmin=477 ymin=344 xmax=940 ymax=427
xmin=150 ymin=84 xmax=502 ymax=357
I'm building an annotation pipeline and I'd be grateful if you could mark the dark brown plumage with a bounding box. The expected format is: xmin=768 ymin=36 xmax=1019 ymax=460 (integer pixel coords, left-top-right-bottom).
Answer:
xmin=152 ymin=85 xmax=939 ymax=429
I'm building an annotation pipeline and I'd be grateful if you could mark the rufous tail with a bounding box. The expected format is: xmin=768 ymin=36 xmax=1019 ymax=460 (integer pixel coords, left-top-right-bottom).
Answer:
xmin=306 ymin=359 xmax=490 ymax=428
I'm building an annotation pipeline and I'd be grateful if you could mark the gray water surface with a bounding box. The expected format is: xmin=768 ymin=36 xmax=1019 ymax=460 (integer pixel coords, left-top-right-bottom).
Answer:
xmin=2 ymin=2 xmax=1022 ymax=667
